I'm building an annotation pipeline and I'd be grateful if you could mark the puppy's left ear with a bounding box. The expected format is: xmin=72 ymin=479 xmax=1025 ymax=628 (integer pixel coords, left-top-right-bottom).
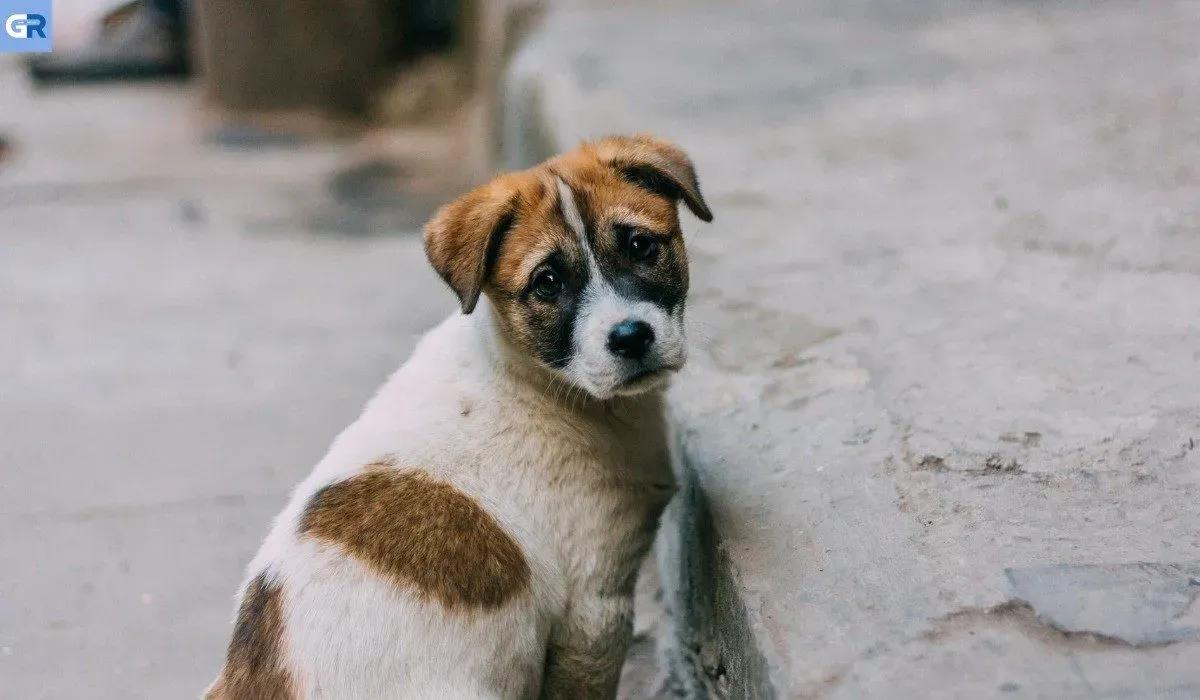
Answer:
xmin=424 ymin=176 xmax=521 ymax=314
xmin=592 ymin=134 xmax=713 ymax=223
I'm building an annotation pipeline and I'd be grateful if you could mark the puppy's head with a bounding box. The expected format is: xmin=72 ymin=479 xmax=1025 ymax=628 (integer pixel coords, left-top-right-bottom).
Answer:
xmin=425 ymin=134 xmax=712 ymax=400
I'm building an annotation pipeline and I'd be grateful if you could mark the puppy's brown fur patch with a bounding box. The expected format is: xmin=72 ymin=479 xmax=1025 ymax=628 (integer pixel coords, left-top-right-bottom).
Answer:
xmin=298 ymin=469 xmax=531 ymax=609
xmin=207 ymin=573 xmax=296 ymax=700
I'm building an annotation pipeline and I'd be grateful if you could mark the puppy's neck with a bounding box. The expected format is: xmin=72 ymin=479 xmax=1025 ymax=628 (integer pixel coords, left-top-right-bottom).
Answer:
xmin=469 ymin=298 xmax=664 ymax=420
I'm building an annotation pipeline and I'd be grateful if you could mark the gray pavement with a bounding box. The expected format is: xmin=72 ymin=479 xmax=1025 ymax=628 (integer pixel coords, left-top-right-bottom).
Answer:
xmin=0 ymin=58 xmax=451 ymax=697
xmin=509 ymin=0 xmax=1200 ymax=697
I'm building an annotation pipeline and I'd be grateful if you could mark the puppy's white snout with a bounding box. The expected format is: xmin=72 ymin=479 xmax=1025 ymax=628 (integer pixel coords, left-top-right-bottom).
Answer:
xmin=606 ymin=319 xmax=655 ymax=361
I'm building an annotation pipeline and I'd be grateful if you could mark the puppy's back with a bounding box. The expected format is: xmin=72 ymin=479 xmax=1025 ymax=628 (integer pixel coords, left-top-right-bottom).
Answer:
xmin=207 ymin=314 xmax=552 ymax=698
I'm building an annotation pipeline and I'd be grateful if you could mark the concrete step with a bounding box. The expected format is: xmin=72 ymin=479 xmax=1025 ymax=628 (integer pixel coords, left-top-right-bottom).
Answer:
xmin=503 ymin=1 xmax=1200 ymax=697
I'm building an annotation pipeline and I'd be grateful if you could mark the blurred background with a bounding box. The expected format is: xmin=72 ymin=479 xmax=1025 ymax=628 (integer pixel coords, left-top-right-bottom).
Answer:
xmin=3 ymin=1 xmax=1199 ymax=699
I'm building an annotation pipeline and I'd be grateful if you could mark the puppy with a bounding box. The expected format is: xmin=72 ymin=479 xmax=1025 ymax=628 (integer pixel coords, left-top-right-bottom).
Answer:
xmin=205 ymin=134 xmax=713 ymax=700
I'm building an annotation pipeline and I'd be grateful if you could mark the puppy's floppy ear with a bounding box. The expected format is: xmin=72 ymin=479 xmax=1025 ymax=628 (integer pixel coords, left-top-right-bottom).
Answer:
xmin=591 ymin=134 xmax=713 ymax=223
xmin=424 ymin=176 xmax=520 ymax=314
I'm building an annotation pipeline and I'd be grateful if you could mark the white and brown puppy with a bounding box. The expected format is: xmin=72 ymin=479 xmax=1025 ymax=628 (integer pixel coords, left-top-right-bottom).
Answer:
xmin=206 ymin=134 xmax=712 ymax=700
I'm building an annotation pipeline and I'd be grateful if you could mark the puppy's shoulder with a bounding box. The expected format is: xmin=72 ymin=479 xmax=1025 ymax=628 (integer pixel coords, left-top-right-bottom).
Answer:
xmin=294 ymin=460 xmax=533 ymax=611
xmin=364 ymin=312 xmax=492 ymax=411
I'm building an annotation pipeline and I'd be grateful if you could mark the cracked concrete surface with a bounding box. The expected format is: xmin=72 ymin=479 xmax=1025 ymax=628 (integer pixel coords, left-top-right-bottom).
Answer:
xmin=1006 ymin=564 xmax=1200 ymax=648
xmin=508 ymin=0 xmax=1200 ymax=696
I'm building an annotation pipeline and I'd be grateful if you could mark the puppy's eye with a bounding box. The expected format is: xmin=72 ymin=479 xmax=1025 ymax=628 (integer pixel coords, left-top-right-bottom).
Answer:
xmin=628 ymin=232 xmax=659 ymax=262
xmin=532 ymin=269 xmax=564 ymax=300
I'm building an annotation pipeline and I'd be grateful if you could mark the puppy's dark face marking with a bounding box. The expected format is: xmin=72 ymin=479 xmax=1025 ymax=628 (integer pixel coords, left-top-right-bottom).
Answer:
xmin=298 ymin=467 xmax=531 ymax=610
xmin=567 ymin=170 xmax=691 ymax=316
xmin=424 ymin=134 xmax=711 ymax=399
xmin=484 ymin=177 xmax=589 ymax=370
xmin=206 ymin=573 xmax=296 ymax=700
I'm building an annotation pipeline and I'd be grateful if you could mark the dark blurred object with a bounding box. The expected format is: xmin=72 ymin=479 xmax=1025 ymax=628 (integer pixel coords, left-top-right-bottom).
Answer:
xmin=0 ymin=134 xmax=9 ymax=164
xmin=27 ymin=0 xmax=189 ymax=83
xmin=194 ymin=0 xmax=461 ymax=119
xmin=408 ymin=0 xmax=457 ymax=55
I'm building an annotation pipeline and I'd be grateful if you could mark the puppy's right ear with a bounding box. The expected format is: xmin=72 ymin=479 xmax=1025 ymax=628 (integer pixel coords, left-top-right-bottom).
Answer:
xmin=590 ymin=134 xmax=713 ymax=223
xmin=424 ymin=176 xmax=520 ymax=314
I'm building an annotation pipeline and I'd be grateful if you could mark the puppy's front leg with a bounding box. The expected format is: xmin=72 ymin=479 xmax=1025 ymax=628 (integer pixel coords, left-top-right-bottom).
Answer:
xmin=540 ymin=594 xmax=634 ymax=700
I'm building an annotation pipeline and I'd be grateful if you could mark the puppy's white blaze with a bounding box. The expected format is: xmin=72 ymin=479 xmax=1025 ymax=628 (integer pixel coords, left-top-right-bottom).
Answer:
xmin=555 ymin=178 xmax=686 ymax=398
xmin=557 ymin=178 xmax=589 ymax=253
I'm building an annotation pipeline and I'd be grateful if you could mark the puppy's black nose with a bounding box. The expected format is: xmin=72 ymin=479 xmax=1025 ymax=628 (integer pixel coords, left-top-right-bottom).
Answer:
xmin=607 ymin=319 xmax=655 ymax=360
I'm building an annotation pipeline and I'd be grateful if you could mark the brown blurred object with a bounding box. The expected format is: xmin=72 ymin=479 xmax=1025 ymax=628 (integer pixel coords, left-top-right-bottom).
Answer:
xmin=191 ymin=1 xmax=485 ymax=122
xmin=192 ymin=1 xmax=541 ymax=234
xmin=193 ymin=0 xmax=402 ymax=118
xmin=376 ymin=54 xmax=463 ymax=125
xmin=196 ymin=1 xmax=537 ymax=163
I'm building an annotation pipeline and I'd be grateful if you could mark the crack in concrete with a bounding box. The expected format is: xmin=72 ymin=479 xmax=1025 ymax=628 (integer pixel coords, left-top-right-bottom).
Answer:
xmin=780 ymin=597 xmax=1184 ymax=700
xmin=1171 ymin=583 xmax=1200 ymax=621
xmin=1066 ymin=652 xmax=1096 ymax=696
xmin=909 ymin=451 xmax=1029 ymax=477
xmin=926 ymin=600 xmax=1183 ymax=651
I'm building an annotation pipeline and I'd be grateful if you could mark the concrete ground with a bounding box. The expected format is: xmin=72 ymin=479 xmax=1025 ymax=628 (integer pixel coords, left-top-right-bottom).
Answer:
xmin=0 ymin=58 xmax=454 ymax=697
xmin=509 ymin=0 xmax=1200 ymax=697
